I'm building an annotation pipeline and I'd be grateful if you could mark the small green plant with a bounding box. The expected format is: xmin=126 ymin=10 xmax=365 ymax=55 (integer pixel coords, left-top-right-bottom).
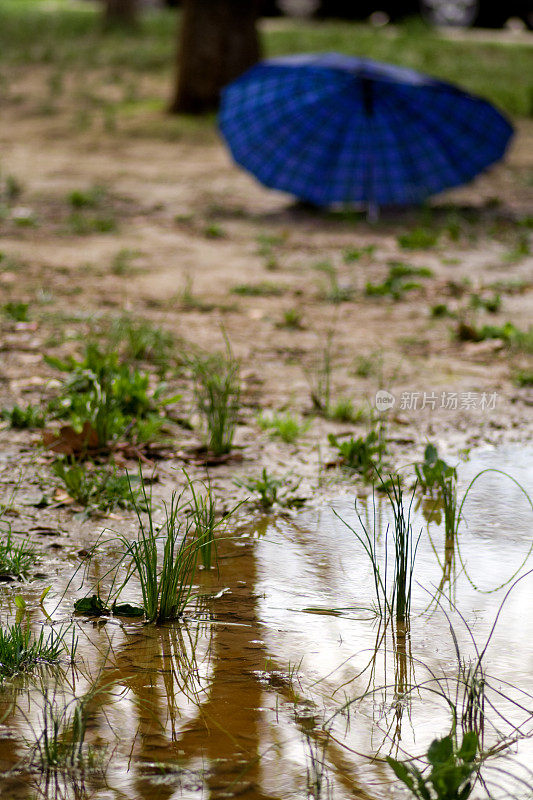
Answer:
xmin=47 ymin=343 xmax=174 ymax=447
xmin=231 ymin=281 xmax=284 ymax=297
xmin=235 ymin=468 xmax=303 ymax=510
xmin=328 ymin=426 xmax=388 ymax=482
xmin=256 ymin=232 xmax=284 ymax=269
xmin=431 ymin=303 xmax=454 ymax=318
xmin=257 ymin=411 xmax=309 ymax=444
xmin=189 ymin=343 xmax=240 ymax=456
xmin=278 ymin=307 xmax=303 ymax=329
xmin=504 ymin=232 xmax=530 ymax=262
xmin=111 ymin=248 xmax=142 ymax=275
xmin=0 ymin=531 xmax=36 ymax=579
xmin=314 ymin=260 xmax=354 ymax=303
xmin=53 ymin=459 xmax=141 ymax=514
xmin=513 ymin=368 xmax=533 ymax=386
xmin=343 ymin=244 xmax=376 ymax=262
xmin=415 ymin=444 xmax=457 ymax=497
xmin=0 ymin=622 xmax=69 ymax=679
xmin=2 ymin=403 xmax=46 ymax=429
xmin=203 ymin=223 xmax=225 ymax=239
xmin=397 ymin=227 xmax=440 ymax=249
xmin=67 ymin=212 xmax=116 ymax=235
xmin=187 ymin=477 xmax=233 ymax=571
xmin=468 ymin=292 xmax=501 ymax=314
xmin=353 ymin=352 xmax=382 ymax=379
xmin=3 ymin=301 xmax=29 ymax=321
xmin=306 ymin=329 xmax=334 ymax=414
xmin=120 ymin=484 xmax=201 ymax=624
xmin=106 ymin=315 xmax=174 ymax=368
xmin=68 ymin=185 xmax=105 ymax=209
xmin=455 ymin=320 xmax=533 ymax=352
xmin=366 ymin=262 xmax=433 ymax=301
xmin=328 ymin=397 xmax=364 ymax=424
xmin=387 ymin=731 xmax=479 ymax=800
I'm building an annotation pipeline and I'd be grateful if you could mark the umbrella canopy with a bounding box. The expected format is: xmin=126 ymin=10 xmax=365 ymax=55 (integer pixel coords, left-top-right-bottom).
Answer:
xmin=218 ymin=53 xmax=514 ymax=207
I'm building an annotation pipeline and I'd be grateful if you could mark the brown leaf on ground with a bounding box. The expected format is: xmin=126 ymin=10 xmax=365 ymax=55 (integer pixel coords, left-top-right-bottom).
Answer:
xmin=42 ymin=421 xmax=100 ymax=455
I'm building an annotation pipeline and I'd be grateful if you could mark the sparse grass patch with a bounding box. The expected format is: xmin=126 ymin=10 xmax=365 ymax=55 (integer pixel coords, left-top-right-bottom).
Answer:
xmin=67 ymin=185 xmax=105 ymax=210
xmin=53 ymin=459 xmax=141 ymax=514
xmin=314 ymin=260 xmax=355 ymax=303
xmin=329 ymin=418 xmax=389 ymax=482
xmin=203 ymin=223 xmax=225 ymax=239
xmin=235 ymin=468 xmax=303 ymax=510
xmin=257 ymin=411 xmax=310 ymax=444
xmin=2 ymin=403 xmax=46 ymax=429
xmin=105 ymin=315 xmax=174 ymax=369
xmin=189 ymin=343 xmax=240 ymax=455
xmin=365 ymin=262 xmax=433 ymax=301
xmin=278 ymin=307 xmax=303 ymax=329
xmin=455 ymin=320 xmax=533 ymax=352
xmin=513 ymin=368 xmax=533 ymax=387
xmin=0 ymin=622 xmax=69 ymax=679
xmin=0 ymin=531 xmax=36 ymax=579
xmin=111 ymin=248 xmax=143 ymax=275
xmin=328 ymin=398 xmax=364 ymax=424
xmin=397 ymin=227 xmax=440 ymax=250
xmin=3 ymin=300 xmax=30 ymax=321
xmin=343 ymin=244 xmax=376 ymax=262
xmin=232 ymin=281 xmax=285 ymax=297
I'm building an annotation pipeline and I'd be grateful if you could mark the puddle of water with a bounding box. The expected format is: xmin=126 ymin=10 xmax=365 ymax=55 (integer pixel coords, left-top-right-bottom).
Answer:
xmin=0 ymin=446 xmax=532 ymax=799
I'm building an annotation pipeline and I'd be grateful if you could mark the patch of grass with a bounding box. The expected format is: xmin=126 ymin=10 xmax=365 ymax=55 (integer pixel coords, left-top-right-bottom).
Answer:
xmin=3 ymin=301 xmax=30 ymax=321
xmin=468 ymin=292 xmax=501 ymax=314
xmin=111 ymin=248 xmax=142 ymax=275
xmin=231 ymin=281 xmax=285 ymax=297
xmin=46 ymin=343 xmax=175 ymax=448
xmin=177 ymin=275 xmax=216 ymax=313
xmin=106 ymin=315 xmax=174 ymax=368
xmin=53 ymin=459 xmax=141 ymax=514
xmin=343 ymin=244 xmax=376 ymax=262
xmin=257 ymin=410 xmax=310 ymax=444
xmin=235 ymin=468 xmax=303 ymax=510
xmin=328 ymin=427 xmax=389 ymax=482
xmin=397 ymin=227 xmax=440 ymax=250
xmin=314 ymin=260 xmax=354 ymax=304
xmin=415 ymin=444 xmax=457 ymax=497
xmin=1 ymin=403 xmax=46 ymax=429
xmin=504 ymin=232 xmax=530 ymax=262
xmin=203 ymin=223 xmax=225 ymax=239
xmin=306 ymin=329 xmax=334 ymax=414
xmin=0 ymin=531 xmax=37 ymax=579
xmin=431 ymin=303 xmax=454 ymax=319
xmin=67 ymin=212 xmax=117 ymax=235
xmin=365 ymin=262 xmax=433 ymax=301
xmin=187 ymin=477 xmax=233 ymax=571
xmin=256 ymin=232 xmax=284 ymax=269
xmin=455 ymin=320 xmax=533 ymax=352
xmin=67 ymin=185 xmax=105 ymax=209
xmin=513 ymin=368 xmax=533 ymax=387
xmin=189 ymin=343 xmax=240 ymax=456
xmin=0 ymin=622 xmax=69 ymax=679
xmin=353 ymin=352 xmax=382 ymax=379
xmin=278 ymin=307 xmax=303 ymax=329
xmin=328 ymin=398 xmax=364 ymax=424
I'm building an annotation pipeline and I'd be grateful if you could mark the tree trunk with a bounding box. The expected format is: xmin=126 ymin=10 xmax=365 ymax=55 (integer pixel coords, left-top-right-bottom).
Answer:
xmin=170 ymin=0 xmax=261 ymax=114
xmin=103 ymin=0 xmax=139 ymax=29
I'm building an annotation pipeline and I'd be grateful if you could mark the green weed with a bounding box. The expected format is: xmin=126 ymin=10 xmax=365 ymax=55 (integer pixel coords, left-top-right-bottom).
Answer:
xmin=306 ymin=330 xmax=334 ymax=415
xmin=231 ymin=281 xmax=284 ymax=297
xmin=106 ymin=315 xmax=174 ymax=368
xmin=67 ymin=212 xmax=116 ymax=235
xmin=456 ymin=320 xmax=533 ymax=352
xmin=328 ymin=425 xmax=388 ymax=482
xmin=0 ymin=622 xmax=69 ymax=679
xmin=2 ymin=403 xmax=46 ymax=429
xmin=366 ymin=262 xmax=433 ymax=301
xmin=278 ymin=307 xmax=303 ymax=329
xmin=53 ymin=459 xmax=141 ymax=514
xmin=387 ymin=731 xmax=478 ymax=800
xmin=0 ymin=531 xmax=36 ymax=579
xmin=353 ymin=352 xmax=382 ymax=379
xmin=203 ymin=223 xmax=225 ymax=239
xmin=343 ymin=244 xmax=376 ymax=262
xmin=431 ymin=303 xmax=454 ymax=318
xmin=3 ymin=301 xmax=29 ymax=321
xmin=513 ymin=368 xmax=533 ymax=387
xmin=235 ymin=468 xmax=303 ymax=510
xmin=67 ymin=185 xmax=105 ymax=209
xmin=328 ymin=398 xmax=364 ymax=424
xmin=187 ymin=477 xmax=233 ymax=571
xmin=189 ymin=343 xmax=240 ymax=455
xmin=314 ymin=260 xmax=354 ymax=303
xmin=111 ymin=248 xmax=142 ymax=275
xmin=46 ymin=343 xmax=174 ymax=447
xmin=415 ymin=444 xmax=457 ymax=497
xmin=397 ymin=228 xmax=440 ymax=250
xmin=257 ymin=411 xmax=309 ymax=444
xmin=468 ymin=292 xmax=501 ymax=314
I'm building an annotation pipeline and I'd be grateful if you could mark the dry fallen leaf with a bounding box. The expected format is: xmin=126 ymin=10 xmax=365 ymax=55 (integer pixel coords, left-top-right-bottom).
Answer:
xmin=42 ymin=421 xmax=100 ymax=455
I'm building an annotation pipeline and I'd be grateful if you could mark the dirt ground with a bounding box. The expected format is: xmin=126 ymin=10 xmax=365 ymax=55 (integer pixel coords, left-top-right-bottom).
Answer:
xmin=0 ymin=69 xmax=532 ymax=530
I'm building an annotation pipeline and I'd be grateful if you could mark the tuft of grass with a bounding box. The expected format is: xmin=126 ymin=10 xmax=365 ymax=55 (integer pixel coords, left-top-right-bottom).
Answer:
xmin=3 ymin=301 xmax=30 ymax=321
xmin=235 ymin=468 xmax=303 ymax=510
xmin=513 ymin=368 xmax=533 ymax=387
xmin=189 ymin=343 xmax=240 ymax=456
xmin=328 ymin=398 xmax=365 ymax=424
xmin=186 ymin=476 xmax=236 ymax=571
xmin=314 ymin=260 xmax=355 ymax=303
xmin=111 ymin=248 xmax=142 ymax=276
xmin=0 ymin=531 xmax=37 ymax=579
xmin=0 ymin=622 xmax=69 ymax=679
xmin=415 ymin=444 xmax=457 ymax=497
xmin=106 ymin=315 xmax=174 ymax=368
xmin=53 ymin=459 xmax=142 ymax=514
xmin=328 ymin=422 xmax=389 ymax=483
xmin=2 ymin=403 xmax=46 ymax=429
xmin=397 ymin=227 xmax=440 ymax=250
xmin=257 ymin=410 xmax=310 ymax=444
xmin=343 ymin=244 xmax=376 ymax=262
xmin=67 ymin=185 xmax=105 ymax=210
xmin=231 ymin=281 xmax=284 ymax=297
xmin=203 ymin=223 xmax=225 ymax=239
xmin=455 ymin=320 xmax=533 ymax=352
xmin=468 ymin=292 xmax=501 ymax=314
xmin=278 ymin=307 xmax=303 ymax=329
xmin=46 ymin=343 xmax=174 ymax=448
xmin=366 ymin=262 xmax=433 ymax=301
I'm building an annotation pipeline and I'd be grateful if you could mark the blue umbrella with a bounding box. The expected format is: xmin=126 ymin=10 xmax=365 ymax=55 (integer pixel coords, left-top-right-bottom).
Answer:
xmin=218 ymin=53 xmax=513 ymax=209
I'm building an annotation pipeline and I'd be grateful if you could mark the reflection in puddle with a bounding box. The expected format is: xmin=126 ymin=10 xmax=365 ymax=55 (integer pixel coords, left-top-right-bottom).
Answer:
xmin=0 ymin=447 xmax=532 ymax=798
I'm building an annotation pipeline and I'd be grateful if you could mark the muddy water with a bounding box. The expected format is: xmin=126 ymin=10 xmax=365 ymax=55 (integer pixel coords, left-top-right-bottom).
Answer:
xmin=0 ymin=447 xmax=532 ymax=800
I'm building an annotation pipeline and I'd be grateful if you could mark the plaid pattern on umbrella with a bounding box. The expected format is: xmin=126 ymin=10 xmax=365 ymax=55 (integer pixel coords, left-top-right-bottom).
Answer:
xmin=218 ymin=54 xmax=513 ymax=207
